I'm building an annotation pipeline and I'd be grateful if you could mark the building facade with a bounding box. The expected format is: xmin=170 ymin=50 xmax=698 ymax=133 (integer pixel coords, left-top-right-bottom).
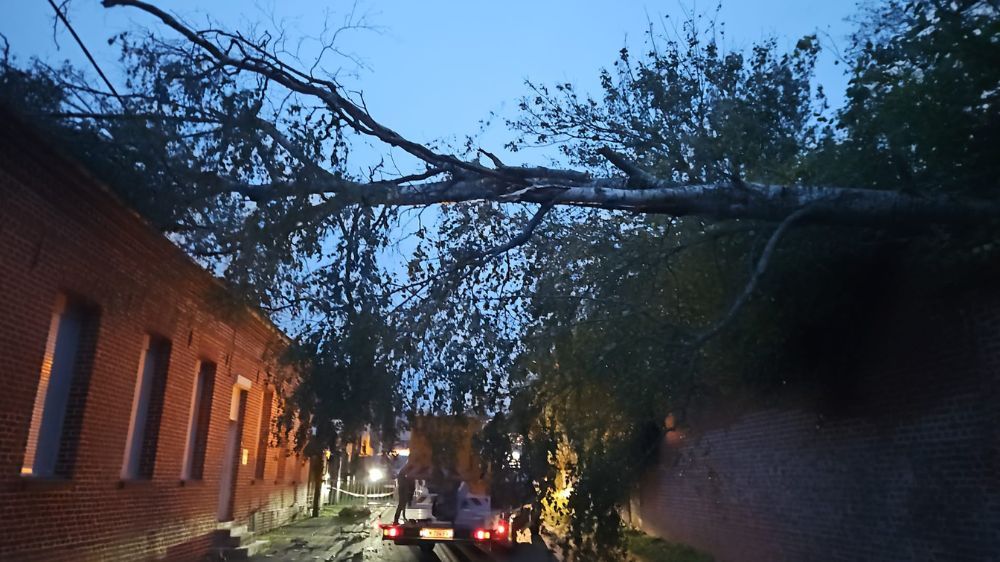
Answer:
xmin=0 ymin=109 xmax=310 ymax=561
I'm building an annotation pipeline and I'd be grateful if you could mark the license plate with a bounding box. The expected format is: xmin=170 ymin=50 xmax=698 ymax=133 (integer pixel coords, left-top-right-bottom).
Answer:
xmin=419 ymin=528 xmax=454 ymax=539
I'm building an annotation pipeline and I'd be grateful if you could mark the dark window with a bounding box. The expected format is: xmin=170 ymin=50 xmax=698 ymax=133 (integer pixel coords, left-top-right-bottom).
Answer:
xmin=183 ymin=361 xmax=215 ymax=480
xmin=254 ymin=388 xmax=274 ymax=480
xmin=276 ymin=437 xmax=289 ymax=482
xmin=122 ymin=335 xmax=171 ymax=480
xmin=21 ymin=295 xmax=100 ymax=478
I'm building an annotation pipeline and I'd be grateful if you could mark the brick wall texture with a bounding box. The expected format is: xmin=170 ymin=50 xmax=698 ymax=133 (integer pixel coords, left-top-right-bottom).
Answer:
xmin=0 ymin=110 xmax=312 ymax=560
xmin=633 ymin=290 xmax=1000 ymax=560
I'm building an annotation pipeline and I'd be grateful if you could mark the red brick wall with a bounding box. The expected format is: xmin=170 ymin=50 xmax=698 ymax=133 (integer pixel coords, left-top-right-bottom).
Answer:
xmin=632 ymin=294 xmax=1000 ymax=561
xmin=0 ymin=112 xmax=310 ymax=561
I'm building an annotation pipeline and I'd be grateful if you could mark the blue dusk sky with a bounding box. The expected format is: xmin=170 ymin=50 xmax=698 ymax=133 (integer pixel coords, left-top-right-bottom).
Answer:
xmin=3 ymin=0 xmax=860 ymax=168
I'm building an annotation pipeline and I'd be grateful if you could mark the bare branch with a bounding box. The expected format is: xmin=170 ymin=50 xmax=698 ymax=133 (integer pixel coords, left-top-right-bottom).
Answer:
xmin=478 ymin=202 xmax=554 ymax=261
xmin=253 ymin=117 xmax=332 ymax=179
xmin=478 ymin=148 xmax=506 ymax=168
xmin=49 ymin=0 xmax=124 ymax=108
xmin=694 ymin=205 xmax=815 ymax=346
xmin=597 ymin=146 xmax=658 ymax=189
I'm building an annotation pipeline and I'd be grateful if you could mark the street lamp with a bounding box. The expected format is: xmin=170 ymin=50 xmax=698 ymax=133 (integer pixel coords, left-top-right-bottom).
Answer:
xmin=511 ymin=448 xmax=522 ymax=468
xmin=368 ymin=467 xmax=385 ymax=483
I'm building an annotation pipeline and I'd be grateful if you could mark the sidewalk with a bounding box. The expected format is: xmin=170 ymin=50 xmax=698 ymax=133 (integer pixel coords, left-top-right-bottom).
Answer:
xmin=248 ymin=503 xmax=391 ymax=561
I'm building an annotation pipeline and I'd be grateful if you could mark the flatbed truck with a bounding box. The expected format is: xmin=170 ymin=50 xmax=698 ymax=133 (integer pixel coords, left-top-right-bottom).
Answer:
xmin=380 ymin=416 xmax=515 ymax=553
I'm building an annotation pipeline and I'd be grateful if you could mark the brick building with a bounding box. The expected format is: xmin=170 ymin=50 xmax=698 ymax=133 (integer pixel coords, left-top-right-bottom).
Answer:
xmin=0 ymin=108 xmax=312 ymax=560
xmin=631 ymin=290 xmax=1000 ymax=560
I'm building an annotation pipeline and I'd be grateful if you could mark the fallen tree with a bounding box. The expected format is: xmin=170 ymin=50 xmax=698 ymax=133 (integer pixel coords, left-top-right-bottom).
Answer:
xmin=25 ymin=0 xmax=991 ymax=232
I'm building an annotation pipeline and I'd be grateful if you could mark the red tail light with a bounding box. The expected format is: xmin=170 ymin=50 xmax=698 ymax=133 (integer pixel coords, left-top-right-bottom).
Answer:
xmin=473 ymin=528 xmax=491 ymax=541
xmin=494 ymin=522 xmax=507 ymax=536
xmin=382 ymin=525 xmax=401 ymax=538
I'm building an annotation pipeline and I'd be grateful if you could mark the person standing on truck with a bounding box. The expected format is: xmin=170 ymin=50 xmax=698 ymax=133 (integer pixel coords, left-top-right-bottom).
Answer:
xmin=393 ymin=467 xmax=415 ymax=524
xmin=431 ymin=477 xmax=459 ymax=521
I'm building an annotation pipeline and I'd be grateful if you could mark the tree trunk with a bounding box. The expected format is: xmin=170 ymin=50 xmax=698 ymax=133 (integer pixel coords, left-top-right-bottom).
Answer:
xmin=310 ymin=453 xmax=324 ymax=518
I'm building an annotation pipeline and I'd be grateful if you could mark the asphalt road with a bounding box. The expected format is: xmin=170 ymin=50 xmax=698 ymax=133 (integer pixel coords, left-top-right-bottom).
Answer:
xmin=371 ymin=536 xmax=551 ymax=562
xmin=364 ymin=530 xmax=494 ymax=562
xmin=378 ymin=541 xmax=488 ymax=562
xmin=249 ymin=503 xmax=552 ymax=562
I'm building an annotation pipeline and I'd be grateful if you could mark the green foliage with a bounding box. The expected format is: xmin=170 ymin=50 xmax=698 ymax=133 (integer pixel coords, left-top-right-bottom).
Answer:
xmin=508 ymin=7 xmax=825 ymax=185
xmin=467 ymin=2 xmax=1000 ymax=560
xmin=625 ymin=529 xmax=714 ymax=562
xmin=474 ymin=11 xmax=825 ymax=559
xmin=0 ymin=33 xmax=400 ymax=455
xmin=0 ymin=33 xmax=350 ymax=308
xmin=405 ymin=24 xmax=834 ymax=553
xmin=822 ymin=0 xmax=1000 ymax=195
xmin=398 ymin=201 xmax=531 ymax=415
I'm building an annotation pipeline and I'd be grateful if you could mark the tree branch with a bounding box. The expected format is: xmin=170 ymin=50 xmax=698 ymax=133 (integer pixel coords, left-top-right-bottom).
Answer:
xmin=45 ymin=111 xmax=219 ymax=123
xmin=97 ymin=0 xmax=1000 ymax=229
xmin=390 ymin=203 xmax=555 ymax=306
xmin=102 ymin=0 xmax=508 ymax=182
xmin=597 ymin=146 xmax=658 ymax=189
xmin=693 ymin=205 xmax=814 ymax=346
xmin=478 ymin=202 xmax=554 ymax=261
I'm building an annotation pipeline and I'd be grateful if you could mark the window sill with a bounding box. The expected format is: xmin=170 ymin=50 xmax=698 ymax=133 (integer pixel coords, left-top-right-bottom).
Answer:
xmin=117 ymin=479 xmax=154 ymax=489
xmin=19 ymin=477 xmax=75 ymax=491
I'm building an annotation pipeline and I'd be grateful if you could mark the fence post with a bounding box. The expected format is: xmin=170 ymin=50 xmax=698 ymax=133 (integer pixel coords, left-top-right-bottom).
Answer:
xmin=334 ymin=454 xmax=343 ymax=504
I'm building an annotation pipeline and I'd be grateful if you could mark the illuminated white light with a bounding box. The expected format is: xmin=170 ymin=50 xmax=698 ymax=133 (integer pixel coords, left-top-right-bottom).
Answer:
xmin=368 ymin=467 xmax=385 ymax=482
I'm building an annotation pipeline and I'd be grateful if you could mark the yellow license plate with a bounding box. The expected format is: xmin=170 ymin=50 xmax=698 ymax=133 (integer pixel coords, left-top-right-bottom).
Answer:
xmin=419 ymin=528 xmax=454 ymax=539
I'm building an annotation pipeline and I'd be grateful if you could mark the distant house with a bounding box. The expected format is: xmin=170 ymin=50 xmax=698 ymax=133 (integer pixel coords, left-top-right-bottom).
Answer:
xmin=0 ymin=107 xmax=313 ymax=561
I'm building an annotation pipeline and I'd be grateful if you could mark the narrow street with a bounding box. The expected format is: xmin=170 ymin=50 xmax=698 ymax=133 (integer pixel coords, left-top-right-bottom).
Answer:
xmin=249 ymin=503 xmax=554 ymax=562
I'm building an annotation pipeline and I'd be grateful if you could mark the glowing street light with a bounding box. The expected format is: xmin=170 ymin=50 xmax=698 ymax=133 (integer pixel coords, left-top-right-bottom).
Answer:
xmin=368 ymin=467 xmax=385 ymax=483
xmin=511 ymin=447 xmax=522 ymax=467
